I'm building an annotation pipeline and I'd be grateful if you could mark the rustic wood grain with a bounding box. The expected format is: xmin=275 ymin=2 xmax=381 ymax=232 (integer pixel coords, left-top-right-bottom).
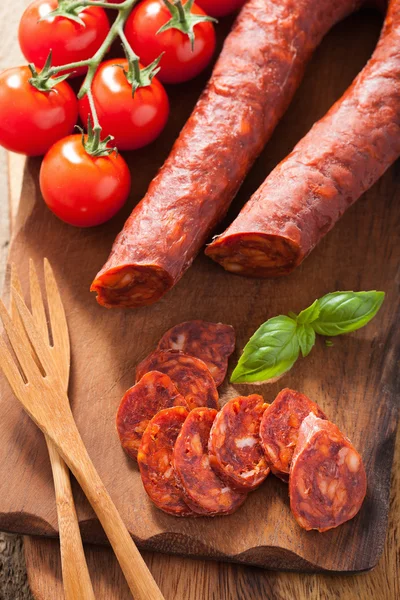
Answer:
xmin=0 ymin=3 xmax=398 ymax=599
xmin=0 ymin=7 xmax=397 ymax=573
xmin=0 ymin=1 xmax=33 ymax=598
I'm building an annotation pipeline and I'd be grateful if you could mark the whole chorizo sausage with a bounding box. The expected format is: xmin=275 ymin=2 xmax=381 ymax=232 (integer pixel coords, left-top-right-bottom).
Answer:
xmin=289 ymin=413 xmax=367 ymax=532
xmin=91 ymin=0 xmax=361 ymax=308
xmin=206 ymin=0 xmax=400 ymax=276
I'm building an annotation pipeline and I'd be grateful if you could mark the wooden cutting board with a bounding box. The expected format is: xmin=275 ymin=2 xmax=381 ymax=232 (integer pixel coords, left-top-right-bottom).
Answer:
xmin=0 ymin=9 xmax=398 ymax=574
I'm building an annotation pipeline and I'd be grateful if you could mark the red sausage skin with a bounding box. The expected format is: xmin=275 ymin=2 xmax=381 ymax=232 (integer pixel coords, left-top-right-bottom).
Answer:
xmin=91 ymin=0 xmax=361 ymax=308
xmin=206 ymin=0 xmax=400 ymax=276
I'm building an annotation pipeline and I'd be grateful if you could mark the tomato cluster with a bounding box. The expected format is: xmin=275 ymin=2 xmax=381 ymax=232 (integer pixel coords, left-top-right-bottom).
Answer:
xmin=0 ymin=0 xmax=245 ymax=228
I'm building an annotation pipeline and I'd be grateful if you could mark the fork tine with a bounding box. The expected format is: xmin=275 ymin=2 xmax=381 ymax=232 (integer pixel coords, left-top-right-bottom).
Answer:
xmin=10 ymin=263 xmax=24 ymax=324
xmin=0 ymin=334 xmax=26 ymax=399
xmin=0 ymin=298 xmax=41 ymax=381
xmin=11 ymin=289 xmax=58 ymax=378
xmin=44 ymin=259 xmax=70 ymax=386
xmin=10 ymin=263 xmax=23 ymax=297
xmin=29 ymin=259 xmax=48 ymax=342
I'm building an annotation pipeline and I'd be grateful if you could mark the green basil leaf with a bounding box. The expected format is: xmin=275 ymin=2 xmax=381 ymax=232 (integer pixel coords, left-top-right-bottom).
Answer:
xmin=312 ymin=291 xmax=385 ymax=337
xmin=297 ymin=324 xmax=316 ymax=357
xmin=296 ymin=299 xmax=320 ymax=325
xmin=230 ymin=316 xmax=300 ymax=384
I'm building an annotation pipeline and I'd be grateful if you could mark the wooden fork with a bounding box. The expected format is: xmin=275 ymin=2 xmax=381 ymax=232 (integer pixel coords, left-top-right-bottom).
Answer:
xmin=0 ymin=262 xmax=164 ymax=600
xmin=10 ymin=260 xmax=95 ymax=600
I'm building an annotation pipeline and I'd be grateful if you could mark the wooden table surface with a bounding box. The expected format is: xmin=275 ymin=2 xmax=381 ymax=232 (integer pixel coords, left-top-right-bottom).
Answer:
xmin=0 ymin=2 xmax=398 ymax=599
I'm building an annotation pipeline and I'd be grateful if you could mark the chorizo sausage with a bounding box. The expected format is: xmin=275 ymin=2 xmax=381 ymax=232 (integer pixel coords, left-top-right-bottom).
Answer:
xmin=259 ymin=388 xmax=326 ymax=482
xmin=137 ymin=406 xmax=195 ymax=516
xmin=157 ymin=320 xmax=235 ymax=387
xmin=208 ymin=395 xmax=270 ymax=491
xmin=206 ymin=0 xmax=400 ymax=276
xmin=173 ymin=407 xmax=247 ymax=515
xmin=289 ymin=413 xmax=367 ymax=531
xmin=91 ymin=0 xmax=362 ymax=308
xmin=116 ymin=370 xmax=187 ymax=460
xmin=136 ymin=350 xmax=219 ymax=410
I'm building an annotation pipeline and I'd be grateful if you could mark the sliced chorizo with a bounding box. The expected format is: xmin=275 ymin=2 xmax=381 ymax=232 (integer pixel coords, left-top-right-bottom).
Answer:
xmin=158 ymin=320 xmax=235 ymax=387
xmin=137 ymin=406 xmax=195 ymax=517
xmin=173 ymin=408 xmax=247 ymax=516
xmin=116 ymin=370 xmax=187 ymax=460
xmin=289 ymin=413 xmax=367 ymax=532
xmin=136 ymin=350 xmax=219 ymax=411
xmin=260 ymin=388 xmax=326 ymax=481
xmin=208 ymin=395 xmax=270 ymax=491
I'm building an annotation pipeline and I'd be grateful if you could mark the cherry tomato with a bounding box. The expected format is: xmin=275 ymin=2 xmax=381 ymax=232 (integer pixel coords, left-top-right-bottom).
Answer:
xmin=125 ymin=0 xmax=216 ymax=84
xmin=196 ymin=0 xmax=246 ymax=17
xmin=18 ymin=0 xmax=110 ymax=77
xmin=0 ymin=66 xmax=78 ymax=156
xmin=40 ymin=135 xmax=131 ymax=227
xmin=79 ymin=59 xmax=169 ymax=151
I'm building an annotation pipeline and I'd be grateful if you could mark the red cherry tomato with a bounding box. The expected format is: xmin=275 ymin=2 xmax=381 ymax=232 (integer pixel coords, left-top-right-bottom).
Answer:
xmin=0 ymin=66 xmax=78 ymax=156
xmin=196 ymin=0 xmax=246 ymax=17
xmin=79 ymin=59 xmax=169 ymax=151
xmin=18 ymin=0 xmax=110 ymax=77
xmin=125 ymin=0 xmax=216 ymax=84
xmin=40 ymin=135 xmax=131 ymax=227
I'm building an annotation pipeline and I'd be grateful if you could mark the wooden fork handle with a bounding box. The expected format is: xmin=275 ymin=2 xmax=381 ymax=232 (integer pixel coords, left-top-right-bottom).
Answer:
xmin=57 ymin=422 xmax=164 ymax=600
xmin=46 ymin=436 xmax=95 ymax=600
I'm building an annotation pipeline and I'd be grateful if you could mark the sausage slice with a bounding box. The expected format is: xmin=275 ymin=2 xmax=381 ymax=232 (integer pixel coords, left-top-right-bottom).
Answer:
xmin=260 ymin=388 xmax=326 ymax=481
xmin=289 ymin=413 xmax=367 ymax=532
xmin=116 ymin=370 xmax=187 ymax=460
xmin=138 ymin=406 xmax=195 ymax=516
xmin=173 ymin=408 xmax=247 ymax=515
xmin=158 ymin=320 xmax=235 ymax=387
xmin=208 ymin=395 xmax=270 ymax=491
xmin=136 ymin=350 xmax=219 ymax=410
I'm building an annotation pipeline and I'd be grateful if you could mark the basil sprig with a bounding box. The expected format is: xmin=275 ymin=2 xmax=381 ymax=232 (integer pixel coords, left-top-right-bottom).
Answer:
xmin=231 ymin=291 xmax=385 ymax=384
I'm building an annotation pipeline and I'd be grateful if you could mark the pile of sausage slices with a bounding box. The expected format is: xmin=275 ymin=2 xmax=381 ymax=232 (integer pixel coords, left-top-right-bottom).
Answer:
xmin=116 ymin=321 xmax=366 ymax=532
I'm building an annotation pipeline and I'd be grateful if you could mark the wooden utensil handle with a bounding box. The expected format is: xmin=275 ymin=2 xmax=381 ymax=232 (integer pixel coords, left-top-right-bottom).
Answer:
xmin=55 ymin=417 xmax=164 ymax=600
xmin=46 ymin=436 xmax=95 ymax=600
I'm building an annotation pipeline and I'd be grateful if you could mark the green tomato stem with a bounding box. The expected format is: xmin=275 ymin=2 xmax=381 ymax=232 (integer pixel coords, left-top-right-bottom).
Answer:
xmin=86 ymin=88 xmax=101 ymax=140
xmin=118 ymin=26 xmax=141 ymax=81
xmin=68 ymin=0 xmax=125 ymax=9
xmin=43 ymin=0 xmax=139 ymax=150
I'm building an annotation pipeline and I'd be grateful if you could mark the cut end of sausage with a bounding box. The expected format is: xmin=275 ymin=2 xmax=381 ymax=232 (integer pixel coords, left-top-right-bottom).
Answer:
xmin=90 ymin=264 xmax=173 ymax=309
xmin=205 ymin=232 xmax=301 ymax=277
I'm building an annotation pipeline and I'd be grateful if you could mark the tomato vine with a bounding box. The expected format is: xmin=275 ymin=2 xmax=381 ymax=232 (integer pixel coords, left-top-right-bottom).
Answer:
xmin=25 ymin=0 xmax=216 ymax=155
xmin=27 ymin=0 xmax=141 ymax=154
